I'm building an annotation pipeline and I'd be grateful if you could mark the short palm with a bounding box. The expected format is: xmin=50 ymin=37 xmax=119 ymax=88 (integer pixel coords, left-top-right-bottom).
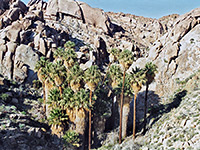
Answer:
xmin=60 ymin=88 xmax=75 ymax=109
xmin=67 ymin=65 xmax=83 ymax=92
xmin=48 ymin=107 xmax=68 ymax=126
xmin=48 ymin=88 xmax=61 ymax=108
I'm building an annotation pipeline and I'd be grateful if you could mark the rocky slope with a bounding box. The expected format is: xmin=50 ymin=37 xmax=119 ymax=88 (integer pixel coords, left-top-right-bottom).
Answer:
xmin=0 ymin=78 xmax=63 ymax=150
xmin=99 ymin=71 xmax=200 ymax=150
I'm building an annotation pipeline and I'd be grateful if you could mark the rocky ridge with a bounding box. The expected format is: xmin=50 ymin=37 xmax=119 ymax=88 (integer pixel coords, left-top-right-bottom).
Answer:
xmin=0 ymin=0 xmax=179 ymax=84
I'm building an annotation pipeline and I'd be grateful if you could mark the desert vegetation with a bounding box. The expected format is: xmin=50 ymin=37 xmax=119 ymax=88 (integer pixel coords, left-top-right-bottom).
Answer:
xmin=34 ymin=40 xmax=158 ymax=149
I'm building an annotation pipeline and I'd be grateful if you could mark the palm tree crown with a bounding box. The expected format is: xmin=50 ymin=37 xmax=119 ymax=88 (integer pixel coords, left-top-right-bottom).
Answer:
xmin=108 ymin=48 xmax=121 ymax=62
xmin=50 ymin=61 xmax=66 ymax=87
xmin=144 ymin=62 xmax=158 ymax=84
xmin=74 ymin=89 xmax=90 ymax=110
xmin=118 ymin=49 xmax=134 ymax=70
xmin=128 ymin=67 xmax=146 ymax=94
xmin=84 ymin=65 xmax=101 ymax=91
xmin=67 ymin=64 xmax=83 ymax=92
xmin=63 ymin=49 xmax=78 ymax=69
xmin=64 ymin=41 xmax=76 ymax=50
xmin=35 ymin=56 xmax=49 ymax=71
xmin=108 ymin=64 xmax=123 ymax=89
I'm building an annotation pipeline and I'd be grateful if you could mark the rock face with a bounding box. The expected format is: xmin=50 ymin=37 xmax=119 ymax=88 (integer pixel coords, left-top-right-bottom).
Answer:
xmin=0 ymin=0 xmax=69 ymax=83
xmin=140 ymin=8 xmax=200 ymax=96
xmin=46 ymin=0 xmax=113 ymax=34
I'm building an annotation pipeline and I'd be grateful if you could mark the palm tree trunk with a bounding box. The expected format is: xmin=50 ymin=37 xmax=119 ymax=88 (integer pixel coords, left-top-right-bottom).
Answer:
xmin=119 ymin=70 xmax=126 ymax=144
xmin=42 ymin=83 xmax=46 ymax=113
xmin=89 ymin=90 xmax=92 ymax=150
xmin=143 ymin=83 xmax=149 ymax=135
xmin=102 ymin=62 xmax=112 ymax=85
xmin=133 ymin=93 xmax=137 ymax=140
xmin=122 ymin=102 xmax=130 ymax=138
xmin=75 ymin=108 xmax=86 ymax=150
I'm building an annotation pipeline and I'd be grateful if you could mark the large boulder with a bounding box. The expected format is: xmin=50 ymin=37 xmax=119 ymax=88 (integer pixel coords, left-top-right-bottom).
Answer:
xmin=5 ymin=21 xmax=23 ymax=42
xmin=46 ymin=0 xmax=113 ymax=34
xmin=78 ymin=2 xmax=112 ymax=34
xmin=13 ymin=44 xmax=39 ymax=83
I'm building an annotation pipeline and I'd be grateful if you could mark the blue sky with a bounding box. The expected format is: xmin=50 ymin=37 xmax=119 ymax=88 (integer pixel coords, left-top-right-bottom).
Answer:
xmin=22 ymin=0 xmax=200 ymax=18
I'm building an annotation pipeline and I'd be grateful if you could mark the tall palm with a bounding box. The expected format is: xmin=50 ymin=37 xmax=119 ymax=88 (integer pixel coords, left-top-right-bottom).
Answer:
xmin=143 ymin=62 xmax=157 ymax=134
xmin=118 ymin=49 xmax=134 ymax=144
xmin=35 ymin=56 xmax=50 ymax=112
xmin=67 ymin=64 xmax=83 ymax=92
xmin=108 ymin=64 xmax=123 ymax=130
xmin=84 ymin=65 xmax=101 ymax=150
xmin=115 ymin=75 xmax=133 ymax=139
xmin=129 ymin=67 xmax=146 ymax=140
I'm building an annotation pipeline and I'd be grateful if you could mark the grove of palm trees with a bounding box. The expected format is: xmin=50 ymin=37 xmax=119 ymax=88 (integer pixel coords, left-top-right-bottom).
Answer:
xmin=34 ymin=41 xmax=157 ymax=149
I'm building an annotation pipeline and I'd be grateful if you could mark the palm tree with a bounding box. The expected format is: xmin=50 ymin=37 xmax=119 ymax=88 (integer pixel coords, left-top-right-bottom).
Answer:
xmin=74 ymin=88 xmax=90 ymax=149
xmin=84 ymin=65 xmax=101 ymax=150
xmin=63 ymin=48 xmax=77 ymax=69
xmin=47 ymin=88 xmax=61 ymax=109
xmin=102 ymin=48 xmax=121 ymax=84
xmin=108 ymin=64 xmax=123 ymax=130
xmin=35 ymin=56 xmax=50 ymax=113
xmin=48 ymin=107 xmax=68 ymax=137
xmin=118 ymin=49 xmax=134 ymax=144
xmin=64 ymin=41 xmax=76 ymax=50
xmin=50 ymin=61 xmax=66 ymax=95
xmin=67 ymin=65 xmax=83 ymax=92
xmin=108 ymin=48 xmax=121 ymax=63
xmin=129 ymin=67 xmax=146 ymax=140
xmin=143 ymin=62 xmax=157 ymax=134
xmin=114 ymin=75 xmax=133 ymax=139
xmin=108 ymin=64 xmax=123 ymax=89
xmin=53 ymin=47 xmax=65 ymax=60
xmin=60 ymin=87 xmax=76 ymax=123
